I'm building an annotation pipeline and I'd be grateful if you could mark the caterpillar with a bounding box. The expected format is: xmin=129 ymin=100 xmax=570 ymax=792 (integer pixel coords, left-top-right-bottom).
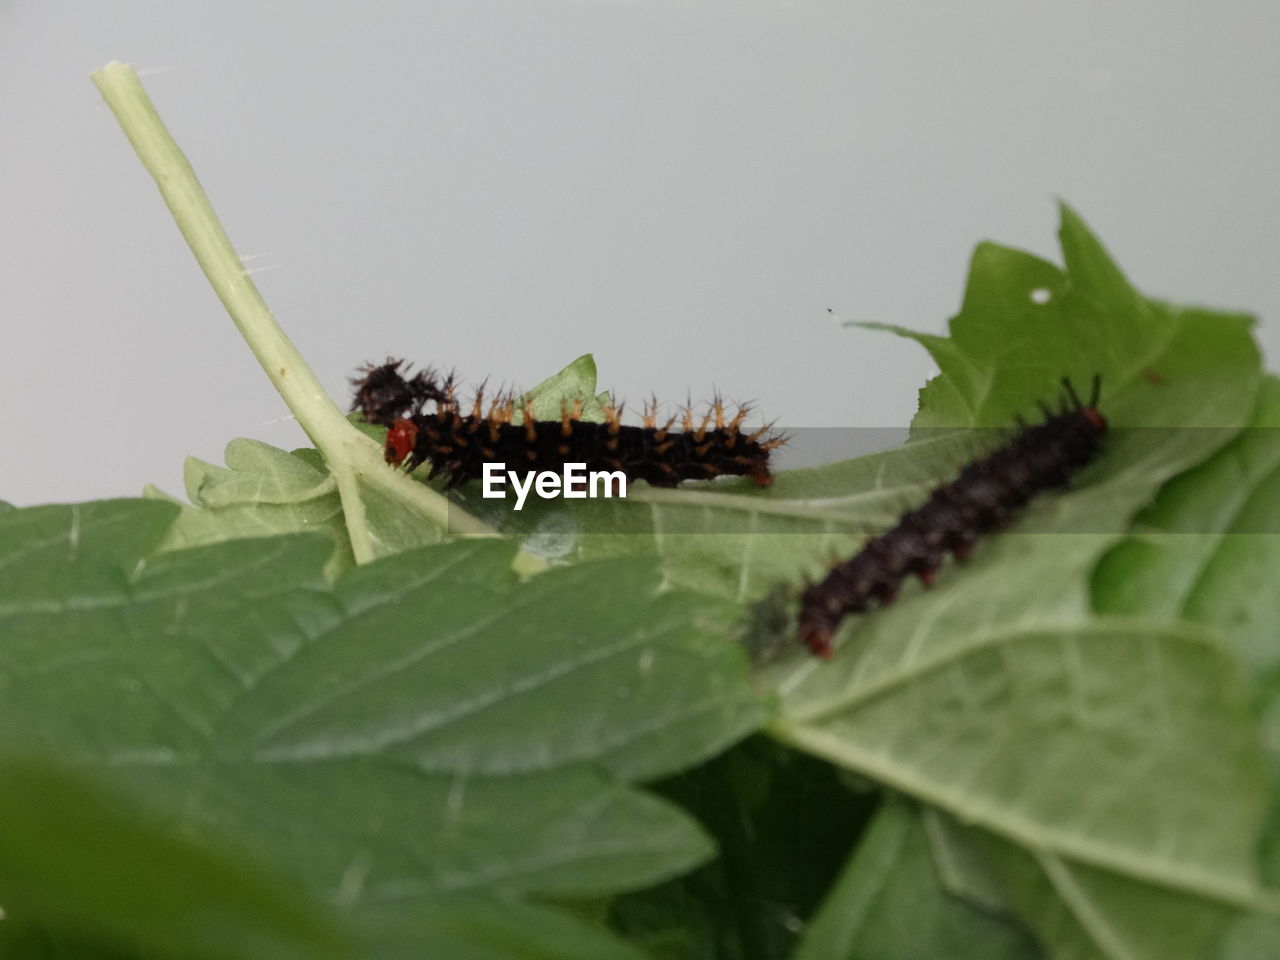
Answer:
xmin=796 ymin=377 xmax=1106 ymax=658
xmin=350 ymin=359 xmax=786 ymax=489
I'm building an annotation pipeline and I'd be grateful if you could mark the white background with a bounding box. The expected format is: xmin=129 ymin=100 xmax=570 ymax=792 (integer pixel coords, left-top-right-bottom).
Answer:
xmin=3 ymin=1 xmax=1277 ymax=506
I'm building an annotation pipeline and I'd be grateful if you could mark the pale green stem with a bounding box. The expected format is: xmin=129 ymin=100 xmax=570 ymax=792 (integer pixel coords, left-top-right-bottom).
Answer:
xmin=91 ymin=63 xmax=338 ymax=446
xmin=90 ymin=62 xmax=531 ymax=568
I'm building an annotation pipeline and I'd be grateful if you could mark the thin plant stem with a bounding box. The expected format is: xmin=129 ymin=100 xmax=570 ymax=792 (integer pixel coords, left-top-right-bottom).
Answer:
xmin=90 ymin=62 xmax=535 ymax=570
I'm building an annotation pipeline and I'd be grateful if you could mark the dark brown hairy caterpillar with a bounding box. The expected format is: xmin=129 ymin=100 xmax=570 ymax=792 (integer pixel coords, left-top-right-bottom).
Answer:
xmin=796 ymin=377 xmax=1106 ymax=659
xmin=350 ymin=359 xmax=786 ymax=489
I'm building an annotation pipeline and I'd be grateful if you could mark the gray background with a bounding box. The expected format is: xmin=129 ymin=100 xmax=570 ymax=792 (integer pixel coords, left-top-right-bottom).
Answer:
xmin=3 ymin=1 xmax=1277 ymax=507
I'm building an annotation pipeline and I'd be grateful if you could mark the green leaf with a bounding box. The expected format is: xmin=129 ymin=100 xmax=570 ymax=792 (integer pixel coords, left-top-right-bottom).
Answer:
xmin=517 ymin=352 xmax=607 ymax=422
xmin=880 ymin=201 xmax=1258 ymax=433
xmin=0 ymin=757 xmax=351 ymax=960
xmin=1095 ymin=375 xmax=1280 ymax=688
xmin=772 ymin=618 xmax=1270 ymax=941
xmin=145 ymin=437 xmax=457 ymax=577
xmin=794 ymin=801 xmax=1040 ymax=960
xmin=145 ymin=439 xmax=359 ymax=576
xmin=1089 ymin=376 xmax=1280 ymax=955
xmin=345 ymin=896 xmax=649 ymax=960
xmin=962 ymin=824 xmax=1242 ymax=960
xmin=763 ymin=207 xmax=1273 ymax=959
xmin=1216 ymin=912 xmax=1280 ymax=960
xmin=0 ymin=499 xmax=767 ymax=957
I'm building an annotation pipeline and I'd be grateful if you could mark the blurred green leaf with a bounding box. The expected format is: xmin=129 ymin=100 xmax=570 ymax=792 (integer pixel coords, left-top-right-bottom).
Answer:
xmin=0 ymin=757 xmax=351 ymax=960
xmin=609 ymin=738 xmax=879 ymax=959
xmin=794 ymin=801 xmax=1040 ymax=960
xmin=345 ymin=895 xmax=649 ymax=960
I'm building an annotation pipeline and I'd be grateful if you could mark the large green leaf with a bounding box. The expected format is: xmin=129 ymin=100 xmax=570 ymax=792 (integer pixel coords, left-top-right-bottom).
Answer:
xmin=0 ymin=498 xmax=767 ymax=957
xmin=773 ymin=617 xmax=1269 ymax=954
xmin=764 ymin=206 xmax=1272 ymax=959
xmin=0 ymin=758 xmax=352 ymax=960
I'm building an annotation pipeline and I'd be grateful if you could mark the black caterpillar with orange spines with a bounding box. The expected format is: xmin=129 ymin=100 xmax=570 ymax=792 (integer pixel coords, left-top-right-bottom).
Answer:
xmin=796 ymin=377 xmax=1107 ymax=658
xmin=351 ymin=359 xmax=785 ymax=489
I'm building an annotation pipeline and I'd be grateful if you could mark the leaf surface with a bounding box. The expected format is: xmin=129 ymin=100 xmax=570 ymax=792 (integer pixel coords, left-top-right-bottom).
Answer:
xmin=0 ymin=498 xmax=766 ymax=957
xmin=766 ymin=207 xmax=1273 ymax=959
xmin=795 ymin=801 xmax=1040 ymax=960
xmin=0 ymin=758 xmax=351 ymax=960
